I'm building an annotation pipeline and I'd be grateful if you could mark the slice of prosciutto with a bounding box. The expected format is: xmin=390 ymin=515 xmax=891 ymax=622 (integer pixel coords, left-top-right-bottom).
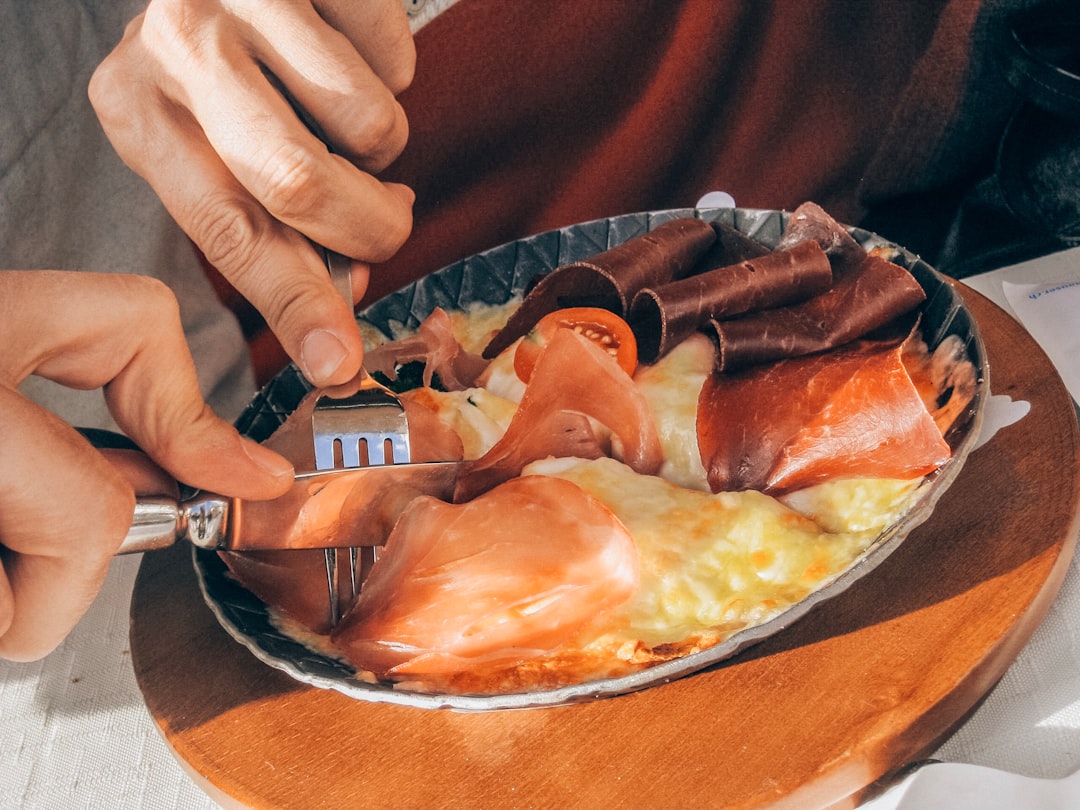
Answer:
xmin=364 ymin=307 xmax=490 ymax=391
xmin=332 ymin=475 xmax=639 ymax=683
xmin=698 ymin=334 xmax=951 ymax=494
xmin=775 ymin=201 xmax=867 ymax=273
xmin=455 ymin=327 xmax=663 ymax=502
xmin=218 ymin=380 xmax=468 ymax=634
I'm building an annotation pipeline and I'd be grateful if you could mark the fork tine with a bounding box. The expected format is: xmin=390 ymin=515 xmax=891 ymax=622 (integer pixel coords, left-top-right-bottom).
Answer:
xmin=312 ymin=372 xmax=411 ymax=627
xmin=323 ymin=546 xmax=368 ymax=627
xmin=324 ymin=548 xmax=342 ymax=627
xmin=314 ymin=437 xmax=338 ymax=471
xmin=342 ymin=437 xmax=366 ymax=469
xmin=316 ymin=431 xmax=411 ymax=469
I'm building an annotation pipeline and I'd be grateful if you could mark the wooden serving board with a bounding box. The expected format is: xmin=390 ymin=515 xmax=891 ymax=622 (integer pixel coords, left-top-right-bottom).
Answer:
xmin=131 ymin=286 xmax=1080 ymax=810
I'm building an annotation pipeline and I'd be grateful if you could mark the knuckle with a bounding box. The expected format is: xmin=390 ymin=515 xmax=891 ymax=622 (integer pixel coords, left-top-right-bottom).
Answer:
xmin=88 ymin=22 xmax=148 ymax=126
xmin=341 ymin=99 xmax=405 ymax=162
xmin=187 ymin=195 xmax=266 ymax=278
xmin=255 ymin=142 xmax=324 ymax=222
xmin=141 ymin=0 xmax=206 ymax=60
xmin=128 ymin=273 xmax=177 ymax=309
xmin=363 ymin=206 xmax=413 ymax=262
xmin=113 ymin=274 xmax=183 ymax=331
xmin=154 ymin=403 xmax=217 ymax=457
xmin=256 ymin=275 xmax=337 ymax=355
xmin=87 ymin=59 xmax=126 ymax=122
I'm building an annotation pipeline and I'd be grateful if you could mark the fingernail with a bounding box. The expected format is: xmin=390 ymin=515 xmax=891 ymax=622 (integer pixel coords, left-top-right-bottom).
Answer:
xmin=300 ymin=329 xmax=348 ymax=384
xmin=241 ymin=439 xmax=293 ymax=480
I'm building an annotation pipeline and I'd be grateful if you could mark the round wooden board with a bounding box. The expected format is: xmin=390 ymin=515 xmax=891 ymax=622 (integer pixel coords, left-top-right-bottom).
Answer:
xmin=131 ymin=285 xmax=1080 ymax=810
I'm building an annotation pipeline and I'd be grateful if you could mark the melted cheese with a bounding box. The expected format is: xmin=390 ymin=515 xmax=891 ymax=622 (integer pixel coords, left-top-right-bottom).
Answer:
xmin=408 ymin=387 xmax=518 ymax=458
xmin=632 ymin=333 xmax=715 ymax=491
xmin=475 ymin=338 xmax=526 ymax=403
xmin=779 ymin=477 xmax=922 ymax=533
xmin=446 ymin=298 xmax=521 ymax=354
xmin=272 ymin=299 xmax=933 ymax=692
xmin=525 ymin=457 xmax=890 ymax=647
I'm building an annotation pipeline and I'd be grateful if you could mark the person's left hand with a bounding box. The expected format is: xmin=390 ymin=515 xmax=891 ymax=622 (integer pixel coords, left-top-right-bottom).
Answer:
xmin=89 ymin=0 xmax=417 ymax=387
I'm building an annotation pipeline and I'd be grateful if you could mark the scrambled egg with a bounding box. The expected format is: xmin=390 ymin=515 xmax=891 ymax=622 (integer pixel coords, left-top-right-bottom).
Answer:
xmin=524 ymin=456 xmax=903 ymax=648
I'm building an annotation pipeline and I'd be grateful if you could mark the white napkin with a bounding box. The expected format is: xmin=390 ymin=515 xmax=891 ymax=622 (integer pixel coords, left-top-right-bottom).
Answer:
xmin=1003 ymin=274 xmax=1080 ymax=403
xmin=864 ymin=763 xmax=1080 ymax=810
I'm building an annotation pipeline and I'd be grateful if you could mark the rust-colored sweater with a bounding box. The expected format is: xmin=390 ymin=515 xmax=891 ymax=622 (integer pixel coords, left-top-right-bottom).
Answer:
xmin=240 ymin=0 xmax=1038 ymax=382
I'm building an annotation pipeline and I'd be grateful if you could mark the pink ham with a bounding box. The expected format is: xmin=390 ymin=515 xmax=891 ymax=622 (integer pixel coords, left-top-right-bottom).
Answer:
xmin=698 ymin=335 xmax=951 ymax=494
xmin=218 ymin=382 xmax=468 ymax=634
xmin=454 ymin=327 xmax=663 ymax=502
xmin=220 ymin=548 xmax=338 ymax=634
xmin=332 ymin=475 xmax=639 ymax=681
xmin=364 ymin=307 xmax=490 ymax=391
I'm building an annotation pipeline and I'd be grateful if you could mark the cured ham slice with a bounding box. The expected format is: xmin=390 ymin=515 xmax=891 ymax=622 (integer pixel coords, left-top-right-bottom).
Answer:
xmin=220 ymin=548 xmax=338 ymax=634
xmin=332 ymin=475 xmax=639 ymax=684
xmin=455 ymin=327 xmax=663 ymax=502
xmin=453 ymin=409 xmax=601 ymax=503
xmin=698 ymin=335 xmax=951 ymax=494
xmin=218 ymin=381 xmax=468 ymax=634
xmin=364 ymin=307 xmax=490 ymax=391
xmin=397 ymin=390 xmax=467 ymax=461
xmin=629 ymin=241 xmax=833 ymax=363
xmin=482 ymin=218 xmax=717 ymax=359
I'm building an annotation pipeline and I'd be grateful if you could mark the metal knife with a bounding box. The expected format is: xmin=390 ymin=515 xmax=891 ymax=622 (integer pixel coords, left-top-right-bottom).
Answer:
xmin=79 ymin=428 xmax=465 ymax=554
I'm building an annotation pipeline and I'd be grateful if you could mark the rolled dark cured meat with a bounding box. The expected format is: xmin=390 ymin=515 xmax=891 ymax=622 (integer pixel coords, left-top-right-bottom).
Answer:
xmin=707 ymin=250 xmax=927 ymax=372
xmin=481 ymin=217 xmax=716 ymax=359
xmin=628 ymin=240 xmax=833 ymax=364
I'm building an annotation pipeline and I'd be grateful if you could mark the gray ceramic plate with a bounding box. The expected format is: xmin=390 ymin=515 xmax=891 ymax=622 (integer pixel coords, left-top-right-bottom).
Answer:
xmin=194 ymin=207 xmax=989 ymax=711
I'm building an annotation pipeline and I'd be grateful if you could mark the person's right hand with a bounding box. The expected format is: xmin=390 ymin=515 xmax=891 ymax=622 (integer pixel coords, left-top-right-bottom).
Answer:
xmin=0 ymin=271 xmax=294 ymax=662
xmin=88 ymin=0 xmax=417 ymax=387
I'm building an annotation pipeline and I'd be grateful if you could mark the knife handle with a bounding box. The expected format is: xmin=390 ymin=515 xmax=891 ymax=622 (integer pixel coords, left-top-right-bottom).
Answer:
xmin=116 ymin=493 xmax=231 ymax=554
xmin=75 ymin=427 xmax=230 ymax=554
xmin=118 ymin=496 xmax=185 ymax=554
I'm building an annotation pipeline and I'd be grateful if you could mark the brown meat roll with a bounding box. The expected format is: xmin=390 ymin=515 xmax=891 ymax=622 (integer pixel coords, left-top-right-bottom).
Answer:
xmin=707 ymin=251 xmax=927 ymax=372
xmin=482 ymin=217 xmax=717 ymax=359
xmin=629 ymin=240 xmax=833 ymax=364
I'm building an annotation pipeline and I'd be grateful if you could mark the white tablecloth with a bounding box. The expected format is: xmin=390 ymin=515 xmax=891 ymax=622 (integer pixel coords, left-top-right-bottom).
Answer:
xmin=3 ymin=249 xmax=1079 ymax=809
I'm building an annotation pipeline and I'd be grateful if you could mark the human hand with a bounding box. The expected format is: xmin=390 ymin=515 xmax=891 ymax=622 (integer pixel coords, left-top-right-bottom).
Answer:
xmin=0 ymin=271 xmax=294 ymax=661
xmin=89 ymin=0 xmax=417 ymax=387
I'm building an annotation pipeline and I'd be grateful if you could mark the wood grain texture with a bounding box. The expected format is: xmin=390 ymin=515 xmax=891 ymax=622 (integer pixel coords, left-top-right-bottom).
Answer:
xmin=131 ymin=285 xmax=1080 ymax=810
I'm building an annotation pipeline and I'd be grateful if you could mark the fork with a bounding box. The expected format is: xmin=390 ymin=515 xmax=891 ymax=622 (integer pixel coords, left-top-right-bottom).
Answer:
xmin=270 ymin=72 xmax=413 ymax=624
xmin=313 ymin=248 xmax=412 ymax=625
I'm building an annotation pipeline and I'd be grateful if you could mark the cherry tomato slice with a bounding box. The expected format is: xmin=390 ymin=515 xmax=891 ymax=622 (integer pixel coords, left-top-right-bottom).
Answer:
xmin=513 ymin=307 xmax=638 ymax=383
